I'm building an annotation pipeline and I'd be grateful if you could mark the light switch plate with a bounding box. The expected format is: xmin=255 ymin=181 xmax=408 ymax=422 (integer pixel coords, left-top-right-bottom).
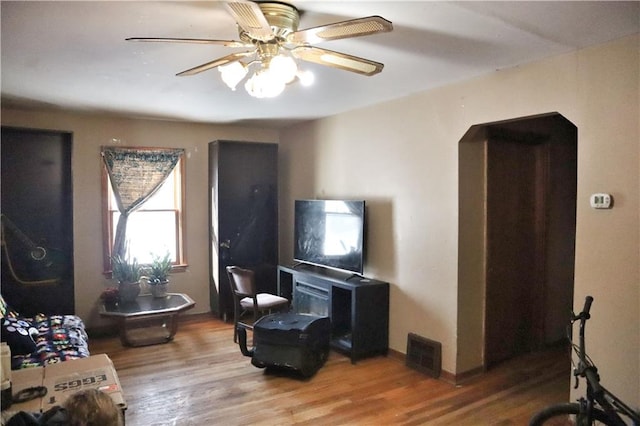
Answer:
xmin=590 ymin=193 xmax=612 ymax=209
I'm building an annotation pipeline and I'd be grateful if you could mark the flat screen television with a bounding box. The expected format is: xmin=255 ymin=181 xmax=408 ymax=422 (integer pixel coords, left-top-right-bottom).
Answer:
xmin=294 ymin=199 xmax=366 ymax=275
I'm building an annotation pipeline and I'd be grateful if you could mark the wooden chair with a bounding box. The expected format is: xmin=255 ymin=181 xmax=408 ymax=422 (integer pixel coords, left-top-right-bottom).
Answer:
xmin=226 ymin=266 xmax=289 ymax=343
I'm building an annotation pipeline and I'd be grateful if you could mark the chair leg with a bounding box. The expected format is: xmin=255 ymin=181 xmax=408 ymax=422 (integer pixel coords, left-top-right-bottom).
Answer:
xmin=233 ymin=305 xmax=239 ymax=343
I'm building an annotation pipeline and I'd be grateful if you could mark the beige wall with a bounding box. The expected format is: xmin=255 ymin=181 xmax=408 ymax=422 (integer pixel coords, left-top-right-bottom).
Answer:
xmin=0 ymin=109 xmax=278 ymax=327
xmin=279 ymin=35 xmax=639 ymax=403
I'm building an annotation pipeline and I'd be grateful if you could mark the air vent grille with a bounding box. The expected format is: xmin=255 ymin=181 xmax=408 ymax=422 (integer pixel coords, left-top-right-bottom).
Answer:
xmin=406 ymin=333 xmax=442 ymax=378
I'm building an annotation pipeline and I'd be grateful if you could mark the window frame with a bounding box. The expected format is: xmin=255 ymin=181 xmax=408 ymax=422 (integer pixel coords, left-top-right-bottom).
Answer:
xmin=101 ymin=148 xmax=187 ymax=275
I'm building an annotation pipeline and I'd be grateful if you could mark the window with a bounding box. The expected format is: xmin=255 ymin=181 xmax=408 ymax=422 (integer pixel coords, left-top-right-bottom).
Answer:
xmin=102 ymin=151 xmax=186 ymax=271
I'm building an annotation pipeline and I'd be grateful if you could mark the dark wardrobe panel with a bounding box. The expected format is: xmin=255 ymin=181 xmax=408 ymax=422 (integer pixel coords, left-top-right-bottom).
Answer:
xmin=1 ymin=126 xmax=74 ymax=316
xmin=208 ymin=141 xmax=278 ymax=319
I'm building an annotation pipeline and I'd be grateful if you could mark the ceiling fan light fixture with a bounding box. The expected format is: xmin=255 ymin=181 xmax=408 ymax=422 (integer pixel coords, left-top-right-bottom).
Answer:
xmin=244 ymin=68 xmax=286 ymax=98
xmin=296 ymin=69 xmax=314 ymax=87
xmin=129 ymin=2 xmax=392 ymax=99
xmin=269 ymin=54 xmax=298 ymax=84
xmin=219 ymin=61 xmax=248 ymax=90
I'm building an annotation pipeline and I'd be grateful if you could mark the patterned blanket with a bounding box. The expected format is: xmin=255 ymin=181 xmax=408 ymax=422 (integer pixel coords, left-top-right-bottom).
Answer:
xmin=1 ymin=295 xmax=90 ymax=370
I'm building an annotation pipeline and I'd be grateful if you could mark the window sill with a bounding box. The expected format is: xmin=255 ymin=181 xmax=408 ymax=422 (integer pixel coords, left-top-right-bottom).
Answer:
xmin=103 ymin=264 xmax=188 ymax=278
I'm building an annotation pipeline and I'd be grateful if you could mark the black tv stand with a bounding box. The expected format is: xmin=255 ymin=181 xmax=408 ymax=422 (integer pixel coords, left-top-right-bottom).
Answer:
xmin=345 ymin=273 xmax=365 ymax=281
xmin=277 ymin=265 xmax=389 ymax=363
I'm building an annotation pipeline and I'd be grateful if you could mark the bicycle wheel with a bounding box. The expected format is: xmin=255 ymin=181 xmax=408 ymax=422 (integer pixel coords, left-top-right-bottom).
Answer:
xmin=530 ymin=403 xmax=615 ymax=425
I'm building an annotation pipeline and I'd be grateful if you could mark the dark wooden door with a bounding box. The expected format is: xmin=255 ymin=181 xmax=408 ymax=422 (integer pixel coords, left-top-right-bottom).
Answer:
xmin=1 ymin=126 xmax=74 ymax=316
xmin=208 ymin=141 xmax=278 ymax=319
xmin=485 ymin=137 xmax=547 ymax=367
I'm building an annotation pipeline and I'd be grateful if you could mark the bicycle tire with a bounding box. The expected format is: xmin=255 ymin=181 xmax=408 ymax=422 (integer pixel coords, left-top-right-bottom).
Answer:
xmin=530 ymin=402 xmax=616 ymax=425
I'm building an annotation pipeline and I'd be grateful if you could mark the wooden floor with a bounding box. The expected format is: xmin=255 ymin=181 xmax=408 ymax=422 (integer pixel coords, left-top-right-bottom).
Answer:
xmin=89 ymin=315 xmax=571 ymax=426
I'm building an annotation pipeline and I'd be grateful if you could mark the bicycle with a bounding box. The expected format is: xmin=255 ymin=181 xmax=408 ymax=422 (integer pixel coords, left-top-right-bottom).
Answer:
xmin=529 ymin=296 xmax=640 ymax=425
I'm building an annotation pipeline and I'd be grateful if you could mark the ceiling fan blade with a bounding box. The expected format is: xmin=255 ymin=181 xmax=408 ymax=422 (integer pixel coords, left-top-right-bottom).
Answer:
xmin=225 ymin=1 xmax=274 ymax=42
xmin=292 ymin=46 xmax=384 ymax=76
xmin=126 ymin=37 xmax=251 ymax=48
xmin=176 ymin=51 xmax=254 ymax=76
xmin=287 ymin=16 xmax=392 ymax=45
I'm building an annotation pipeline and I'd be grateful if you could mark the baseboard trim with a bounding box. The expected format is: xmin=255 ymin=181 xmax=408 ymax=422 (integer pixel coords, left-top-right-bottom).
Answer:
xmin=385 ymin=347 xmax=403 ymax=362
xmin=388 ymin=347 xmax=477 ymax=385
xmin=450 ymin=365 xmax=486 ymax=384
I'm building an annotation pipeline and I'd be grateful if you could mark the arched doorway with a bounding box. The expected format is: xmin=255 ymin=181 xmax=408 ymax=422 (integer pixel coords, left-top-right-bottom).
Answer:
xmin=457 ymin=112 xmax=577 ymax=374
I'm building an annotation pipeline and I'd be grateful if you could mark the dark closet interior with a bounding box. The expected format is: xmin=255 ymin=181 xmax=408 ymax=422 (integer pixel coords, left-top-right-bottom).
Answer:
xmin=1 ymin=126 xmax=75 ymax=316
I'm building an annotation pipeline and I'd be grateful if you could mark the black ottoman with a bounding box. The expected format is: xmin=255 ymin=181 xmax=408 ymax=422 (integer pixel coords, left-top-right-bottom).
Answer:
xmin=239 ymin=313 xmax=331 ymax=377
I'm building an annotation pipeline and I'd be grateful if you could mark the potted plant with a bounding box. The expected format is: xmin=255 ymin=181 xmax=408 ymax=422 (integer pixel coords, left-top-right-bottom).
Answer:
xmin=100 ymin=286 xmax=120 ymax=307
xmin=111 ymin=253 xmax=142 ymax=302
xmin=146 ymin=252 xmax=172 ymax=298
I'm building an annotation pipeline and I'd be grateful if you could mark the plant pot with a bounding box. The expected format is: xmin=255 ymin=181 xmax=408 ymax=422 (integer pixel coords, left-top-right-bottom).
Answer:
xmin=118 ymin=281 xmax=141 ymax=303
xmin=150 ymin=281 xmax=169 ymax=298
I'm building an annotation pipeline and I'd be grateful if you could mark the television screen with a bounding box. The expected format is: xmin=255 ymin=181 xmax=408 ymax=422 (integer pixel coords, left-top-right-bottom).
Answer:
xmin=294 ymin=199 xmax=365 ymax=274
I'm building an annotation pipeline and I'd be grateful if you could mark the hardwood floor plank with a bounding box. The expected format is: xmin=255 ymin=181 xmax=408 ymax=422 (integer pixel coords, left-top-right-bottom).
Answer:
xmin=88 ymin=316 xmax=569 ymax=425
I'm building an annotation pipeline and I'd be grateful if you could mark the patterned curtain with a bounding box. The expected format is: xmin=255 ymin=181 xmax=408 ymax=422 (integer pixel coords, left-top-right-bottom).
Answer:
xmin=101 ymin=147 xmax=184 ymax=258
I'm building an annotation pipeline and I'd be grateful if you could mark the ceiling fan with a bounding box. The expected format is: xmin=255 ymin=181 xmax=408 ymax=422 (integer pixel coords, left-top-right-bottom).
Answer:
xmin=126 ymin=0 xmax=393 ymax=98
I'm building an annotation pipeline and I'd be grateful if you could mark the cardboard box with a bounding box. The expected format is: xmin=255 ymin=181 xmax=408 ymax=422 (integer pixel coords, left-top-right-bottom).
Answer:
xmin=8 ymin=366 xmax=44 ymax=413
xmin=8 ymin=354 xmax=126 ymax=415
xmin=41 ymin=354 xmax=126 ymax=412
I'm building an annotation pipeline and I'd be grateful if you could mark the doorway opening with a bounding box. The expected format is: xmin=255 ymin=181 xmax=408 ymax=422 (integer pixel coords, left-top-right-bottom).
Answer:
xmin=457 ymin=112 xmax=577 ymax=376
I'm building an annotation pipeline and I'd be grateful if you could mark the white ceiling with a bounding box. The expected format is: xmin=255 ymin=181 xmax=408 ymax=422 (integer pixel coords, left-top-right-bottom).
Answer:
xmin=2 ymin=1 xmax=639 ymax=128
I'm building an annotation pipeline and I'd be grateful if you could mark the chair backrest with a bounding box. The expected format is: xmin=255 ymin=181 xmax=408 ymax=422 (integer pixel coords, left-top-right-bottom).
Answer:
xmin=226 ymin=266 xmax=256 ymax=297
